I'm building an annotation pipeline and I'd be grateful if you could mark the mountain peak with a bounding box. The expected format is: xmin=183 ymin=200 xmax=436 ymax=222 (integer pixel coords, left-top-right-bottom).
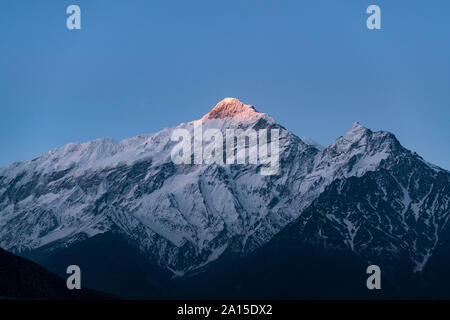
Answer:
xmin=349 ymin=121 xmax=367 ymax=131
xmin=343 ymin=122 xmax=370 ymax=140
xmin=201 ymin=98 xmax=263 ymax=121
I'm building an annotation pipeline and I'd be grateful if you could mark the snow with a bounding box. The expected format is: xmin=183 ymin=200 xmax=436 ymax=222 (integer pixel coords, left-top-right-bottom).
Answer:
xmin=343 ymin=218 xmax=359 ymax=251
xmin=201 ymin=97 xmax=268 ymax=123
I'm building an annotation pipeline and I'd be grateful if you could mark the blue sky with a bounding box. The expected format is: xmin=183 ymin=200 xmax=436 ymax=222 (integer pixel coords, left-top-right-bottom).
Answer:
xmin=0 ymin=0 xmax=449 ymax=169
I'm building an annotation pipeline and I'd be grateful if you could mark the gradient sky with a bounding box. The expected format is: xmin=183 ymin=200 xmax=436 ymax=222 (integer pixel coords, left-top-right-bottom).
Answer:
xmin=0 ymin=0 xmax=449 ymax=169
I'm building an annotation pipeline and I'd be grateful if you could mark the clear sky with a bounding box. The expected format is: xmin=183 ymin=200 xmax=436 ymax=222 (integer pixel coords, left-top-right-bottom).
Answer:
xmin=0 ymin=0 xmax=449 ymax=169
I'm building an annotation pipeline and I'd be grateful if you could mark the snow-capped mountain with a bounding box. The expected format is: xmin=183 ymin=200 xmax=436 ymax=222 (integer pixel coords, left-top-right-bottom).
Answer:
xmin=273 ymin=127 xmax=450 ymax=272
xmin=0 ymin=98 xmax=448 ymax=282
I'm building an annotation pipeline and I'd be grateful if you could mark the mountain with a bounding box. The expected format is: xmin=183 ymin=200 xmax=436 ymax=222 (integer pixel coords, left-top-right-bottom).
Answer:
xmin=0 ymin=247 xmax=115 ymax=299
xmin=0 ymin=98 xmax=448 ymax=298
xmin=174 ymin=121 xmax=449 ymax=299
xmin=291 ymin=123 xmax=450 ymax=273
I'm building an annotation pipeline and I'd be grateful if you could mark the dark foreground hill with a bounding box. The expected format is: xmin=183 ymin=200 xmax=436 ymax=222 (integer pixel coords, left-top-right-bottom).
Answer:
xmin=0 ymin=247 xmax=116 ymax=299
